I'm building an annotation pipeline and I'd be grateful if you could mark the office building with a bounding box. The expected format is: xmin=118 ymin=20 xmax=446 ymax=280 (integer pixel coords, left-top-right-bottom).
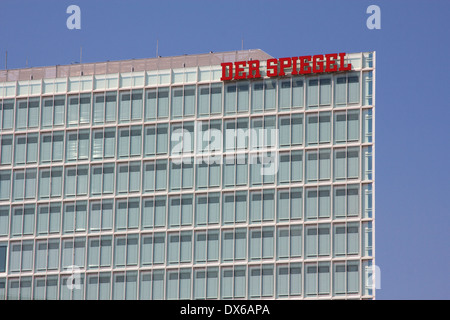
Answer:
xmin=0 ymin=49 xmax=375 ymax=299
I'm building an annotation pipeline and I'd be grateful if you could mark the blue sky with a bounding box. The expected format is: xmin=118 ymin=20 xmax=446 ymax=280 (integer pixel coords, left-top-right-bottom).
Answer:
xmin=1 ymin=0 xmax=449 ymax=299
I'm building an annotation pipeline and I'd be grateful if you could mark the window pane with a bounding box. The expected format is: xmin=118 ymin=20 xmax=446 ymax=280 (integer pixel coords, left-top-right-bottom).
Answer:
xmin=307 ymin=79 xmax=318 ymax=107
xmin=156 ymin=125 xmax=168 ymax=154
xmin=319 ymin=114 xmax=331 ymax=143
xmin=143 ymin=162 xmax=155 ymax=192
xmin=319 ymin=79 xmax=331 ymax=105
xmin=93 ymin=94 xmax=105 ymax=123
xmin=334 ymin=226 xmax=346 ymax=256
xmin=265 ymin=80 xmax=276 ymax=110
xmin=250 ymin=192 xmax=261 ymax=223
xmin=0 ymin=171 xmax=11 ymax=200
xmin=319 ymin=150 xmax=331 ymax=180
xmin=347 ymin=263 xmax=359 ymax=293
xmin=334 ymin=113 xmax=346 ymax=143
xmin=145 ymin=89 xmax=156 ymax=120
xmin=306 ymin=152 xmax=317 ymax=182
xmin=225 ymin=84 xmax=236 ymax=114
xmin=184 ymin=86 xmax=195 ymax=116
xmin=211 ymin=84 xmax=222 ymax=114
xmin=319 ymin=226 xmax=330 ymax=256
xmin=306 ymin=227 xmax=317 ymax=257
xmin=348 ymin=111 xmax=359 ymax=141
xmin=319 ymin=188 xmax=331 ymax=218
xmin=14 ymin=137 xmax=26 ymax=164
xmin=347 ymin=148 xmax=359 ymax=178
xmin=131 ymin=90 xmax=143 ymax=120
xmin=105 ymin=92 xmax=117 ymax=122
xmin=291 ymin=115 xmax=303 ymax=145
xmin=292 ymin=78 xmax=304 ymax=107
xmin=237 ymin=83 xmax=249 ymax=112
xmin=249 ymin=267 xmax=261 ymax=298
xmin=306 ymin=115 xmax=318 ymax=145
xmin=335 ymin=77 xmax=346 ymax=105
xmin=347 ymin=224 xmax=359 ymax=255
xmin=318 ymin=264 xmax=330 ymax=294
xmin=79 ymin=94 xmax=90 ymax=123
xmin=171 ymin=87 xmax=183 ymax=118
xmin=334 ymin=150 xmax=346 ymax=180
xmin=334 ymin=188 xmax=346 ymax=218
xmin=306 ymin=265 xmax=317 ymax=296
xmin=157 ymin=88 xmax=169 ymax=118
xmin=348 ymin=76 xmax=360 ymax=104
xmin=279 ymin=80 xmax=291 ymax=110
xmin=155 ymin=160 xmax=167 ymax=190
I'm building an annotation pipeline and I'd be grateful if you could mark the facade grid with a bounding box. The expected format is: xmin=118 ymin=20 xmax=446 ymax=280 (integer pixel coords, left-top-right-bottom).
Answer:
xmin=0 ymin=50 xmax=375 ymax=300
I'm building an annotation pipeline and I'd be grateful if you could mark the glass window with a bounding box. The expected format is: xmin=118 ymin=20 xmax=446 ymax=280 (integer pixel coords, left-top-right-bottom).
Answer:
xmin=1 ymin=100 xmax=14 ymax=130
xmin=279 ymin=80 xmax=291 ymax=110
xmin=198 ymin=85 xmax=209 ymax=116
xmin=318 ymin=263 xmax=331 ymax=295
xmin=305 ymin=227 xmax=317 ymax=257
xmin=319 ymin=187 xmax=331 ymax=218
xmin=207 ymin=230 xmax=219 ymax=262
xmin=0 ymin=206 xmax=9 ymax=236
xmin=14 ymin=136 xmax=26 ymax=165
xmin=156 ymin=124 xmax=168 ymax=154
xmin=144 ymin=125 xmax=156 ymax=156
xmin=334 ymin=149 xmax=346 ymax=180
xmin=16 ymin=100 xmax=28 ymax=130
xmin=184 ymin=86 xmax=195 ymax=116
xmin=103 ymin=92 xmax=116 ymax=122
xmin=335 ymin=77 xmax=346 ymax=105
xmin=348 ymin=76 xmax=360 ymax=104
xmin=347 ymin=223 xmax=359 ymax=255
xmin=264 ymin=80 xmax=276 ymax=111
xmin=306 ymin=115 xmax=318 ymax=145
xmin=194 ymin=232 xmax=206 ymax=263
xmin=319 ymin=113 xmax=331 ymax=143
xmin=306 ymin=152 xmax=318 ymax=183
xmin=319 ymin=78 xmax=331 ymax=106
xmin=348 ymin=111 xmax=359 ymax=141
xmin=210 ymin=84 xmax=222 ymax=114
xmin=334 ymin=113 xmax=347 ymax=143
xmin=180 ymin=232 xmax=192 ymax=263
xmin=347 ymin=148 xmax=359 ymax=179
xmin=237 ymin=83 xmax=249 ymax=112
xmin=0 ymin=135 xmax=12 ymax=165
xmin=171 ymin=87 xmax=183 ymax=119
xmin=318 ymin=225 xmax=330 ymax=256
xmin=292 ymin=78 xmax=304 ymax=108
xmin=93 ymin=93 xmax=105 ymax=124
xmin=249 ymin=266 xmax=261 ymax=298
xmin=157 ymin=87 xmax=169 ymax=118
xmin=319 ymin=149 xmax=331 ymax=180
xmin=145 ymin=89 xmax=157 ymax=120
xmin=307 ymin=79 xmax=318 ymax=108
xmin=225 ymin=84 xmax=237 ymax=114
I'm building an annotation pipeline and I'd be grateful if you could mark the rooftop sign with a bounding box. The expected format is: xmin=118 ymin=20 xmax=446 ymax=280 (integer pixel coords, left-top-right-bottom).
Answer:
xmin=221 ymin=53 xmax=352 ymax=81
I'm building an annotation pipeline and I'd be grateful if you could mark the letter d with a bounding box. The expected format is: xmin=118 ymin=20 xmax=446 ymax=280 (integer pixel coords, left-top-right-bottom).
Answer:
xmin=221 ymin=63 xmax=233 ymax=81
xmin=225 ymin=305 xmax=232 ymax=314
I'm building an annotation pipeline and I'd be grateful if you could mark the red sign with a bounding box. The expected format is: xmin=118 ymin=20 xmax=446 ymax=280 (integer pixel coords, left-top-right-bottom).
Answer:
xmin=221 ymin=53 xmax=352 ymax=81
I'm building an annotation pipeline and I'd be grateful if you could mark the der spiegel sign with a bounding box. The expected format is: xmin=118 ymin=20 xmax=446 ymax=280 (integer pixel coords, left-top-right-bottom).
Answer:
xmin=221 ymin=53 xmax=352 ymax=81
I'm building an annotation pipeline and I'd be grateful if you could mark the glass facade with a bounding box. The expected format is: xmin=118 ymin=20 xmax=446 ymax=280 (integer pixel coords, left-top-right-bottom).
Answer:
xmin=0 ymin=50 xmax=375 ymax=300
